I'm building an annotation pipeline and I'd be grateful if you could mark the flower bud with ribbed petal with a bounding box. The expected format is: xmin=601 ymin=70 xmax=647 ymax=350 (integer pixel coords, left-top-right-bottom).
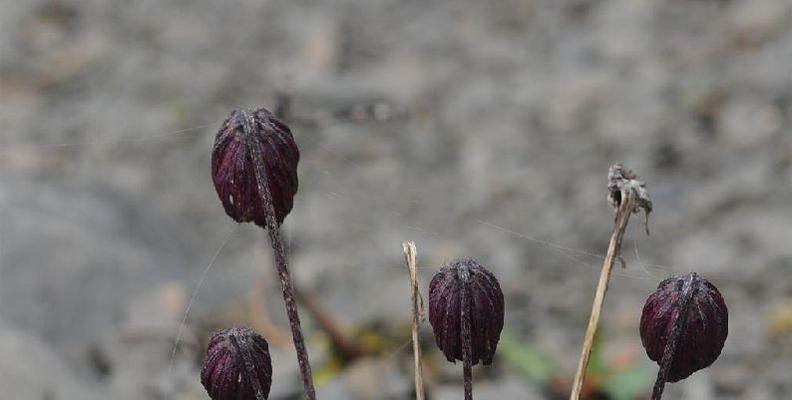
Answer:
xmin=211 ymin=108 xmax=299 ymax=227
xmin=201 ymin=327 xmax=272 ymax=400
xmin=640 ymin=272 xmax=728 ymax=382
xmin=641 ymin=272 xmax=728 ymax=400
xmin=429 ymin=257 xmax=505 ymax=366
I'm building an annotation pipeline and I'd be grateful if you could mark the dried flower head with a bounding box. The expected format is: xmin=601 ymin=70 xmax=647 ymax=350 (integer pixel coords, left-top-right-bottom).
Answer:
xmin=640 ymin=272 xmax=728 ymax=386
xmin=608 ymin=163 xmax=653 ymax=234
xmin=429 ymin=257 xmax=505 ymax=366
xmin=201 ymin=327 xmax=272 ymax=400
xmin=211 ymin=108 xmax=299 ymax=227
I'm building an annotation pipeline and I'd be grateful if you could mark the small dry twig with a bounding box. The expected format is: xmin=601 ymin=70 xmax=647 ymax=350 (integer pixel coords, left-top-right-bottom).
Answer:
xmin=569 ymin=163 xmax=652 ymax=399
xmin=403 ymin=241 xmax=426 ymax=400
xmin=296 ymin=286 xmax=363 ymax=362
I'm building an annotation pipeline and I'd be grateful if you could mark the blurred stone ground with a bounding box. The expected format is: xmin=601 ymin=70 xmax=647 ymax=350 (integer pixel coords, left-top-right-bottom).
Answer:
xmin=1 ymin=0 xmax=791 ymax=399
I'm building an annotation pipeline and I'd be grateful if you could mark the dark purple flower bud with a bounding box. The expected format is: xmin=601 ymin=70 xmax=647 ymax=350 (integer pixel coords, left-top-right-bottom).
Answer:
xmin=201 ymin=327 xmax=272 ymax=400
xmin=211 ymin=108 xmax=299 ymax=227
xmin=428 ymin=257 xmax=505 ymax=366
xmin=640 ymin=272 xmax=728 ymax=386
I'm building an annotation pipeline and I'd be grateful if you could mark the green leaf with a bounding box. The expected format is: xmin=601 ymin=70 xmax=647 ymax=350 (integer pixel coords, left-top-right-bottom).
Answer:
xmin=498 ymin=331 xmax=554 ymax=382
xmin=602 ymin=364 xmax=653 ymax=400
xmin=586 ymin=333 xmax=606 ymax=377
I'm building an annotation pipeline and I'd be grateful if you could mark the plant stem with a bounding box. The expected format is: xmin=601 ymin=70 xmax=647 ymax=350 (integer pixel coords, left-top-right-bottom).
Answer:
xmin=247 ymin=127 xmax=316 ymax=399
xmin=651 ymin=274 xmax=696 ymax=400
xmin=230 ymin=333 xmax=269 ymax=400
xmin=461 ymin=281 xmax=474 ymax=400
xmin=402 ymin=241 xmax=425 ymax=400
xmin=650 ymin=326 xmax=679 ymax=400
xmin=265 ymin=223 xmax=316 ymax=400
xmin=569 ymin=192 xmax=634 ymax=399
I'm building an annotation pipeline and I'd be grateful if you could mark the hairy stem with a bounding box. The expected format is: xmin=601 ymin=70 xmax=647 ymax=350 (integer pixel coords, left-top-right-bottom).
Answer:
xmin=246 ymin=116 xmax=316 ymax=399
xmin=264 ymin=224 xmax=316 ymax=400
xmin=403 ymin=241 xmax=425 ymax=400
xmin=569 ymin=192 xmax=634 ymax=399
xmin=230 ymin=334 xmax=268 ymax=400
xmin=650 ymin=331 xmax=678 ymax=400
xmin=651 ymin=275 xmax=696 ymax=400
xmin=461 ymin=283 xmax=473 ymax=400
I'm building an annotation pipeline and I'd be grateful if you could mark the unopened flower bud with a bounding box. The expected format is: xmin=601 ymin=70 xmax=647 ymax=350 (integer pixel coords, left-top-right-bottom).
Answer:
xmin=428 ymin=257 xmax=505 ymax=366
xmin=201 ymin=327 xmax=272 ymax=400
xmin=640 ymin=272 xmax=728 ymax=383
xmin=211 ymin=108 xmax=299 ymax=227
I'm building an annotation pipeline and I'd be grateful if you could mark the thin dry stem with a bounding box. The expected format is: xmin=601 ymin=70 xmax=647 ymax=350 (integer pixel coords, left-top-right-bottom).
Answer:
xmin=403 ymin=241 xmax=425 ymax=400
xmin=569 ymin=193 xmax=635 ymax=399
xmin=298 ymin=286 xmax=362 ymax=362
xmin=247 ymin=119 xmax=316 ymax=399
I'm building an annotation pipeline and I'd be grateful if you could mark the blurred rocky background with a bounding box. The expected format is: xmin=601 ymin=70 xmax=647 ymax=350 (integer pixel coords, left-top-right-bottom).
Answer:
xmin=1 ymin=0 xmax=791 ymax=399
